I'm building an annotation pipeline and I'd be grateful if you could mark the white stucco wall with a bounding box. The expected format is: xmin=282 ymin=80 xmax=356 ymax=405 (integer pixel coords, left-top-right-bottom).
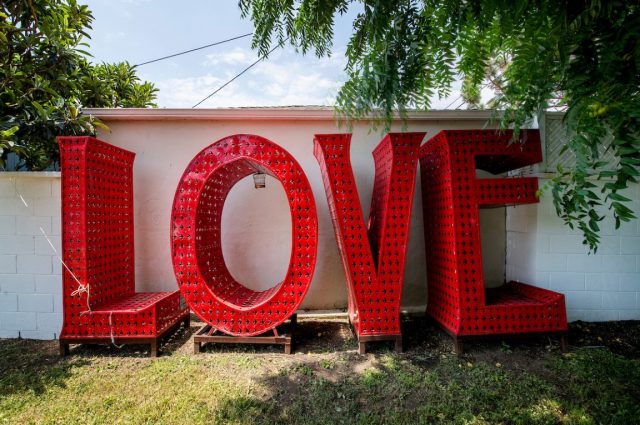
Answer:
xmin=89 ymin=109 xmax=503 ymax=312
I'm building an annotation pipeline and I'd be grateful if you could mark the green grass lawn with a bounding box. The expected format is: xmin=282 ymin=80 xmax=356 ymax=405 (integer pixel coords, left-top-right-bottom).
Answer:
xmin=1 ymin=318 xmax=639 ymax=425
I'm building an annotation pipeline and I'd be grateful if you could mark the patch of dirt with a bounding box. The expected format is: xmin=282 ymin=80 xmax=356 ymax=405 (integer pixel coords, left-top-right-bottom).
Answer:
xmin=0 ymin=338 xmax=61 ymax=373
xmin=400 ymin=316 xmax=559 ymax=375
xmin=569 ymin=320 xmax=640 ymax=359
xmin=264 ymin=374 xmax=305 ymax=405
xmin=5 ymin=316 xmax=639 ymax=377
xmin=294 ymin=319 xmax=356 ymax=353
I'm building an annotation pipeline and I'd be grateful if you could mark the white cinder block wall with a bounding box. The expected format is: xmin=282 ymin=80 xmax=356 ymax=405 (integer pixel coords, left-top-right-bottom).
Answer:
xmin=506 ymin=112 xmax=639 ymax=321
xmin=506 ymin=181 xmax=640 ymax=322
xmin=0 ymin=174 xmax=62 ymax=339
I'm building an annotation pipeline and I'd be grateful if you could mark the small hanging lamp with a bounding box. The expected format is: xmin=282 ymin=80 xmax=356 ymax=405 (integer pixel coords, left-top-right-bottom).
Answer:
xmin=253 ymin=172 xmax=266 ymax=189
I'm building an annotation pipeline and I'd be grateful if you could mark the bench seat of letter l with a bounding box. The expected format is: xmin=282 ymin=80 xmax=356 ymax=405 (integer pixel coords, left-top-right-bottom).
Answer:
xmin=58 ymin=136 xmax=190 ymax=357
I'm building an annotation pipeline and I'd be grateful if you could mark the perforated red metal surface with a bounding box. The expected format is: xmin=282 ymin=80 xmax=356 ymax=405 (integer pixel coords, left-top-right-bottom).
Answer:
xmin=419 ymin=130 xmax=568 ymax=336
xmin=58 ymin=136 xmax=188 ymax=340
xmin=171 ymin=134 xmax=318 ymax=336
xmin=314 ymin=133 xmax=423 ymax=337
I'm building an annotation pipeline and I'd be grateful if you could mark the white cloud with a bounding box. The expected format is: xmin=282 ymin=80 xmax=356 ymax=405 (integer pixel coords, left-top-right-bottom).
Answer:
xmin=204 ymin=48 xmax=255 ymax=67
xmin=155 ymin=47 xmax=347 ymax=108
xmin=153 ymin=45 xmax=493 ymax=110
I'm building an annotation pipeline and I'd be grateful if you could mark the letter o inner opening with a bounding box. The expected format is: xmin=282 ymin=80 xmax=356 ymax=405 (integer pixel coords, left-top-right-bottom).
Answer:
xmin=194 ymin=159 xmax=293 ymax=309
xmin=222 ymin=173 xmax=292 ymax=293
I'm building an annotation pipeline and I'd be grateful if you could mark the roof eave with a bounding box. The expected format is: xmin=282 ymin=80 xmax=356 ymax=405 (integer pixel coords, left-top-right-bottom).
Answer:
xmin=82 ymin=107 xmax=504 ymax=122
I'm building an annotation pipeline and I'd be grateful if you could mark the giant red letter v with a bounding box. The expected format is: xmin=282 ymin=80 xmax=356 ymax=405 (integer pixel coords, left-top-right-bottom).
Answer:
xmin=313 ymin=133 xmax=424 ymax=352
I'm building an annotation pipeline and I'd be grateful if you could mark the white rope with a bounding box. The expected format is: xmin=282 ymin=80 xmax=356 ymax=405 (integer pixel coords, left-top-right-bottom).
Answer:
xmin=108 ymin=312 xmax=125 ymax=349
xmin=7 ymin=176 xmax=30 ymax=209
xmin=38 ymin=226 xmax=92 ymax=315
xmin=10 ymin=176 xmax=93 ymax=315
xmin=43 ymin=225 xmax=119 ymax=347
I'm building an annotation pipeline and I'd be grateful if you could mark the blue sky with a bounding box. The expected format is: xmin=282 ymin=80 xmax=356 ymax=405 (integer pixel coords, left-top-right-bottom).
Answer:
xmin=83 ymin=0 xmax=468 ymax=108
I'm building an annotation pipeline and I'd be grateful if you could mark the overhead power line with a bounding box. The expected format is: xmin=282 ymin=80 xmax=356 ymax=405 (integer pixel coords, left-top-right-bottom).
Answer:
xmin=135 ymin=32 xmax=253 ymax=67
xmin=192 ymin=42 xmax=284 ymax=108
xmin=444 ymin=93 xmax=463 ymax=110
xmin=443 ymin=82 xmax=492 ymax=110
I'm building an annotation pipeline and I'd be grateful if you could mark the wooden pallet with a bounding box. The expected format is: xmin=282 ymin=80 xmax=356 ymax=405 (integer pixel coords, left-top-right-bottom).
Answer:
xmin=194 ymin=315 xmax=296 ymax=354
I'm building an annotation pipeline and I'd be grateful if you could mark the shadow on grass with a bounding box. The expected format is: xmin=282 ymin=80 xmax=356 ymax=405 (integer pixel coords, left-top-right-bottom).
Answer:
xmin=207 ymin=317 xmax=640 ymax=425
xmin=0 ymin=320 xmax=195 ymax=400
xmin=0 ymin=338 xmax=89 ymax=399
xmin=1 ymin=316 xmax=639 ymax=425
xmin=212 ymin=345 xmax=640 ymax=425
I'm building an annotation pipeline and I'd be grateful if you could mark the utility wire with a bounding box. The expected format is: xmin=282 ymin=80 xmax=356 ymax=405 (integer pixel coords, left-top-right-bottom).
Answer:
xmin=135 ymin=32 xmax=253 ymax=67
xmin=192 ymin=42 xmax=284 ymax=108
xmin=443 ymin=82 xmax=492 ymax=110
xmin=444 ymin=92 xmax=463 ymax=110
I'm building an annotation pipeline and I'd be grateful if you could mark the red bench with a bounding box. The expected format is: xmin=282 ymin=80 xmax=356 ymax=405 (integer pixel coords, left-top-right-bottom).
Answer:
xmin=58 ymin=136 xmax=189 ymax=357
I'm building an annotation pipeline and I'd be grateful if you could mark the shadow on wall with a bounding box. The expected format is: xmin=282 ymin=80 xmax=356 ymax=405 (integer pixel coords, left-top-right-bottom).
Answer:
xmin=477 ymin=169 xmax=507 ymax=289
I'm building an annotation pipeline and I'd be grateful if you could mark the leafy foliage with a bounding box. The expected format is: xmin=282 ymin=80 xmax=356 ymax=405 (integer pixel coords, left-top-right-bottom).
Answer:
xmin=0 ymin=0 xmax=157 ymax=171
xmin=79 ymin=61 xmax=158 ymax=109
xmin=240 ymin=0 xmax=640 ymax=251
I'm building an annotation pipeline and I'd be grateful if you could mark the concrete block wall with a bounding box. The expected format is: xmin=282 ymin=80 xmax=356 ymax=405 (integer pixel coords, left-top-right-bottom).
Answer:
xmin=0 ymin=173 xmax=62 ymax=339
xmin=506 ymin=179 xmax=640 ymax=321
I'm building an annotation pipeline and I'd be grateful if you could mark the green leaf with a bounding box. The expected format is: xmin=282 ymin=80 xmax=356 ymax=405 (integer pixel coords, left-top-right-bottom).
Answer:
xmin=608 ymin=193 xmax=632 ymax=203
xmin=0 ymin=2 xmax=156 ymax=171
xmin=0 ymin=126 xmax=19 ymax=138
xmin=91 ymin=119 xmax=110 ymax=132
xmin=31 ymin=101 xmax=47 ymax=118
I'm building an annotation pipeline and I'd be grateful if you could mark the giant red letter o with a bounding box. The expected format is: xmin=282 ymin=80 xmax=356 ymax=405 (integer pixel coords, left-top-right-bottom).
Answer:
xmin=171 ymin=134 xmax=318 ymax=336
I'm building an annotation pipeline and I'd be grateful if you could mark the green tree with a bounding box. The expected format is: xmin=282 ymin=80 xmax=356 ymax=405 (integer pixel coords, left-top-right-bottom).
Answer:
xmin=0 ymin=0 xmax=157 ymax=171
xmin=79 ymin=61 xmax=158 ymax=109
xmin=240 ymin=0 xmax=640 ymax=251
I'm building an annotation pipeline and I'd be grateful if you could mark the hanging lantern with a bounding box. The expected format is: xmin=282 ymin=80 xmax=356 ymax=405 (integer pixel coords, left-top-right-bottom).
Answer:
xmin=253 ymin=172 xmax=266 ymax=188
